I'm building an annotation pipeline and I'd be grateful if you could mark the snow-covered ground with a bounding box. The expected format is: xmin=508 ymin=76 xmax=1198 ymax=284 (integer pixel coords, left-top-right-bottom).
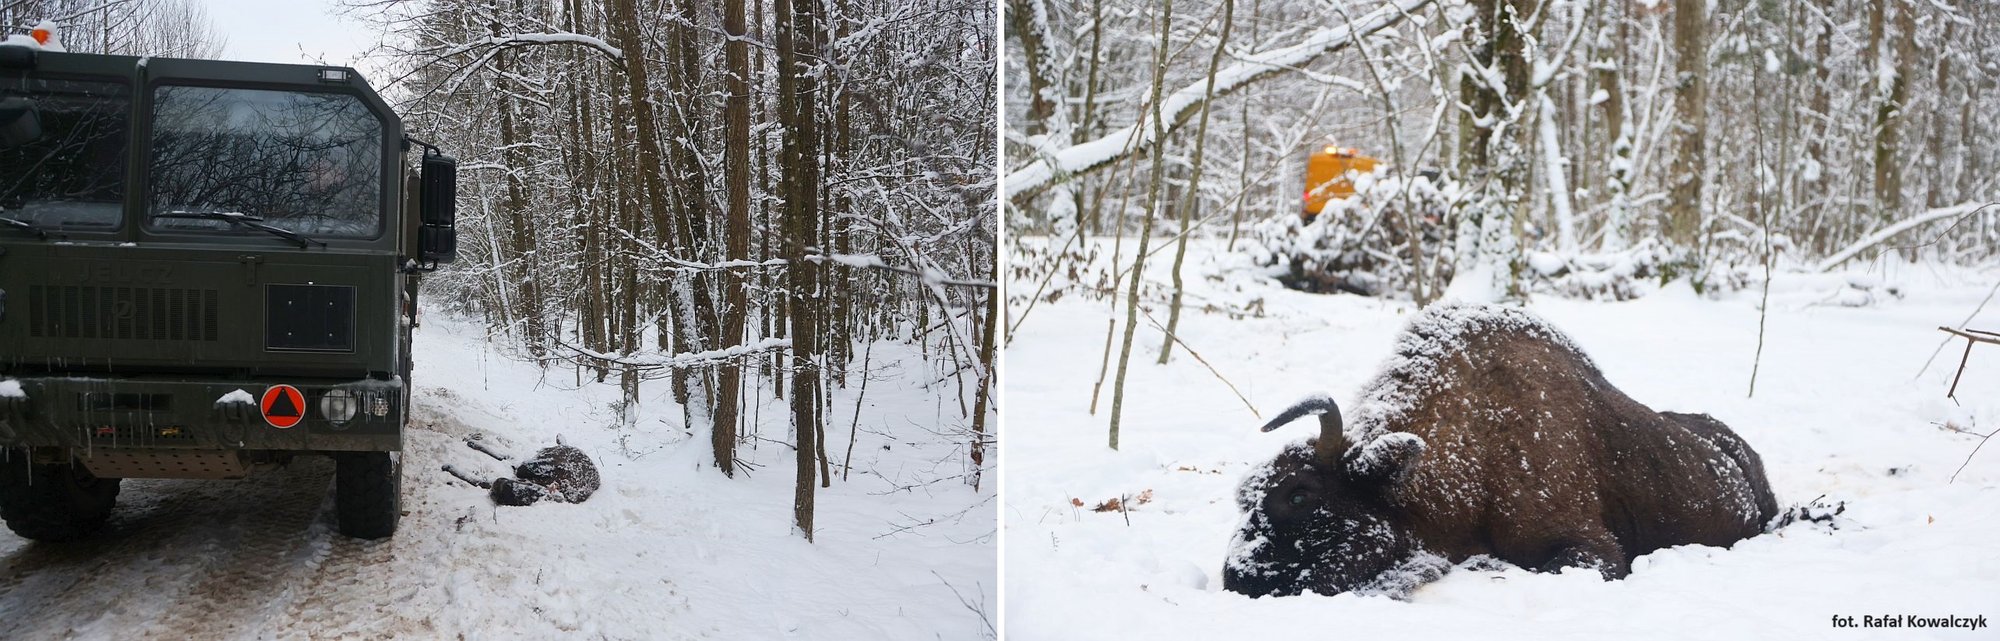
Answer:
xmin=1003 ymin=238 xmax=2000 ymax=640
xmin=0 ymin=313 xmax=995 ymax=640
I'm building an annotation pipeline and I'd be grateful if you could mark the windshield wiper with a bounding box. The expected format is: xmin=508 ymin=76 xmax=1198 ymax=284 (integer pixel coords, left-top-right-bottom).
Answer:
xmin=0 ymin=215 xmax=48 ymax=240
xmin=154 ymin=211 xmax=327 ymax=249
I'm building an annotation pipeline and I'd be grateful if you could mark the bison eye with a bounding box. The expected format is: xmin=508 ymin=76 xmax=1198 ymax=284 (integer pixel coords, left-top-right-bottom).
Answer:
xmin=1288 ymin=490 xmax=1309 ymax=507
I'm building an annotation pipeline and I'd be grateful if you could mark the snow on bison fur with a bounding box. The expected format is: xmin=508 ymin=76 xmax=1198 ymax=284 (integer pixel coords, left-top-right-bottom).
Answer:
xmin=490 ymin=445 xmax=601 ymax=507
xmin=1223 ymin=303 xmax=1778 ymax=598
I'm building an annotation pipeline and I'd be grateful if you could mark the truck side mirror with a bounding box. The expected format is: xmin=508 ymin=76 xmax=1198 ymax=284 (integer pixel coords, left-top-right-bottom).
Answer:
xmin=420 ymin=153 xmax=456 ymax=226
xmin=417 ymin=153 xmax=457 ymax=265
xmin=0 ymin=96 xmax=41 ymax=149
xmin=419 ymin=225 xmax=456 ymax=264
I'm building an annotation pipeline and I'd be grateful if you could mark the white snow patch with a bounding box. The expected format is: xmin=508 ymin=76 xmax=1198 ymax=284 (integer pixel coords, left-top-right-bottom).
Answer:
xmin=0 ymin=379 xmax=23 ymax=399
xmin=441 ymin=32 xmax=622 ymax=60
xmin=1528 ymin=251 xmax=1567 ymax=276
xmin=0 ymin=312 xmax=994 ymax=640
xmin=1005 ymin=236 xmax=2000 ymax=640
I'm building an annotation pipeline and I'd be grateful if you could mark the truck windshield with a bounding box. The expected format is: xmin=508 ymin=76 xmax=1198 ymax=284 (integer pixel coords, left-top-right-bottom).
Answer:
xmin=147 ymin=86 xmax=382 ymax=238
xmin=0 ymin=77 xmax=130 ymax=230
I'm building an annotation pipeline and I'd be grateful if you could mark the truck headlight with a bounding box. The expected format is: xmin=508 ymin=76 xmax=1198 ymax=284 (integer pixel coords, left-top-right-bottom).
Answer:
xmin=319 ymin=388 xmax=357 ymax=426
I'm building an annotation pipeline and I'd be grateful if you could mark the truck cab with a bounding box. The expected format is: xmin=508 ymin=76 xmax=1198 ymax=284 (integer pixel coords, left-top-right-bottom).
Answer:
xmin=1301 ymin=145 xmax=1378 ymax=219
xmin=0 ymin=44 xmax=457 ymax=540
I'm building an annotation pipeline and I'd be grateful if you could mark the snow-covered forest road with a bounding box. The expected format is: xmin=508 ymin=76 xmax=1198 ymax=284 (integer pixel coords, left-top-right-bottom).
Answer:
xmin=0 ymin=315 xmax=996 ymax=641
xmin=0 ymin=433 xmax=453 ymax=640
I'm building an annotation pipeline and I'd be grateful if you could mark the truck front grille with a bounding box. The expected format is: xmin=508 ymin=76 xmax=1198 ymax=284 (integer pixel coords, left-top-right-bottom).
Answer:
xmin=25 ymin=286 xmax=220 ymax=342
xmin=87 ymin=424 xmax=197 ymax=442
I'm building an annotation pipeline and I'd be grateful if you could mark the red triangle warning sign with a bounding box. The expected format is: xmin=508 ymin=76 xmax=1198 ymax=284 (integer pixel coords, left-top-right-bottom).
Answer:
xmin=262 ymin=385 xmax=306 ymax=429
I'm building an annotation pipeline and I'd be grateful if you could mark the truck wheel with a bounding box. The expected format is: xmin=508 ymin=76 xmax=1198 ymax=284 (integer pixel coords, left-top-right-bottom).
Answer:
xmin=0 ymin=454 xmax=121 ymax=542
xmin=334 ymin=451 xmax=400 ymax=539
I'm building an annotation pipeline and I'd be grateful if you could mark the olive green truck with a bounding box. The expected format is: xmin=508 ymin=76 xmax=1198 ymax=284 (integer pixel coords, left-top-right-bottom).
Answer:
xmin=0 ymin=45 xmax=458 ymax=540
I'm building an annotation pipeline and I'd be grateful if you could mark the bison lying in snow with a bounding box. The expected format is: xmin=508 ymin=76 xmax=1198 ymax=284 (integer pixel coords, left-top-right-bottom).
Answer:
xmin=490 ymin=445 xmax=601 ymax=506
xmin=1224 ymin=303 xmax=1778 ymax=598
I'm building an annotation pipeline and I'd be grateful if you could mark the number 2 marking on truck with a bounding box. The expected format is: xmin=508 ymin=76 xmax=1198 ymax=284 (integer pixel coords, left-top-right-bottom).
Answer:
xmin=262 ymin=385 xmax=306 ymax=429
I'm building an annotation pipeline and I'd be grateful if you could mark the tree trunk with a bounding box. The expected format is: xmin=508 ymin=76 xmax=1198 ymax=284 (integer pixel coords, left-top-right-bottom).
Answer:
xmin=1159 ymin=0 xmax=1233 ymax=364
xmin=1874 ymin=0 xmax=1914 ymax=221
xmin=492 ymin=21 xmax=544 ymax=353
xmin=1229 ymin=0 xmax=1262 ymax=252
xmin=779 ymin=0 xmax=824 ymax=541
xmin=1924 ymin=21 xmax=1954 ymax=209
xmin=1600 ymin=0 xmax=1633 ymax=251
xmin=1665 ymin=0 xmax=1707 ymax=249
xmin=713 ymin=0 xmax=753 ymax=478
xmin=1007 ymin=0 xmax=1061 ymax=139
xmin=1447 ymin=0 xmax=1533 ymax=303
xmin=968 ymin=239 xmax=997 ymax=492
xmin=1107 ymin=0 xmax=1172 ymax=450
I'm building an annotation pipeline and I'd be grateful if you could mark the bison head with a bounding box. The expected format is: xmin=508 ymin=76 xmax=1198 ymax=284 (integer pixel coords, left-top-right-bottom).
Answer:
xmin=1223 ymin=395 xmax=1433 ymax=598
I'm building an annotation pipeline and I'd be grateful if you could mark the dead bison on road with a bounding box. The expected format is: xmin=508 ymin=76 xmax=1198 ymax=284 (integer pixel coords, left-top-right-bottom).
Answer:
xmin=491 ymin=445 xmax=601 ymax=506
xmin=1224 ymin=303 xmax=1778 ymax=598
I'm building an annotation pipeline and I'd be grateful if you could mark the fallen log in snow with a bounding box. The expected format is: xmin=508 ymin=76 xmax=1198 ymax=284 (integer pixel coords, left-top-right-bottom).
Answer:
xmin=1816 ymin=202 xmax=1996 ymax=272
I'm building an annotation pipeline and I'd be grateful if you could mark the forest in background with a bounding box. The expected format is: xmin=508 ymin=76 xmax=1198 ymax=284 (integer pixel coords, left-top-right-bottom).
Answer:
xmin=1005 ymin=0 xmax=2000 ymax=305
xmin=0 ymin=0 xmax=223 ymax=58
xmin=352 ymin=0 xmax=999 ymax=540
xmin=4 ymin=0 xmax=1000 ymax=541
xmin=1003 ymin=0 xmax=2000 ymax=446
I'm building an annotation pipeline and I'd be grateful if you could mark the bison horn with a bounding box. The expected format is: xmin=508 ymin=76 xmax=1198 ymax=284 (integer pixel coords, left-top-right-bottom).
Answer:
xmin=1258 ymin=394 xmax=1347 ymax=464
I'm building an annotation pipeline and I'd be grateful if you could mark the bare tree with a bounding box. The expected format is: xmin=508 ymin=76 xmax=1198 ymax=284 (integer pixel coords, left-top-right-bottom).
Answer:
xmin=1158 ymin=0 xmax=1234 ymax=364
xmin=1106 ymin=0 xmax=1173 ymax=451
xmin=778 ymin=0 xmax=824 ymax=539
xmin=1665 ymin=0 xmax=1707 ymax=248
xmin=4 ymin=0 xmax=226 ymax=58
xmin=715 ymin=0 xmax=752 ymax=478
xmin=339 ymin=0 xmax=994 ymax=541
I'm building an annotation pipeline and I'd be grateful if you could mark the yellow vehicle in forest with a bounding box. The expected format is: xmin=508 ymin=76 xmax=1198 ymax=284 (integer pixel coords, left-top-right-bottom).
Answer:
xmin=1301 ymin=145 xmax=1378 ymax=219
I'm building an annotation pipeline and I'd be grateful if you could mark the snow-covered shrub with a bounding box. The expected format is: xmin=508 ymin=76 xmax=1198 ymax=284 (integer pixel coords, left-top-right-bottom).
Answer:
xmin=1005 ymin=232 xmax=1129 ymax=307
xmin=1523 ymin=238 xmax=1675 ymax=301
xmin=1246 ymin=170 xmax=1458 ymax=298
xmin=1689 ymin=222 xmax=1795 ymax=296
xmin=1524 ymin=221 xmax=1799 ymax=301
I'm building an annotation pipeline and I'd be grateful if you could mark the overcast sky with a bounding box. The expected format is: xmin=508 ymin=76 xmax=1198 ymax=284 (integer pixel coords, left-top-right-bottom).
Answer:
xmin=201 ymin=0 xmax=375 ymax=67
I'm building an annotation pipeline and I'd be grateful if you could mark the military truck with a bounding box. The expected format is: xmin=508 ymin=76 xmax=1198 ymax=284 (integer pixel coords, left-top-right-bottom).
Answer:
xmin=1301 ymin=145 xmax=1378 ymax=219
xmin=0 ymin=42 xmax=458 ymax=540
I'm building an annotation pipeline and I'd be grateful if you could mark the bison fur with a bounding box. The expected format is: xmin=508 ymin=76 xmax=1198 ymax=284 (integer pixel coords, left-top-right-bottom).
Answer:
xmin=489 ymin=445 xmax=601 ymax=506
xmin=1223 ymin=303 xmax=1778 ymax=598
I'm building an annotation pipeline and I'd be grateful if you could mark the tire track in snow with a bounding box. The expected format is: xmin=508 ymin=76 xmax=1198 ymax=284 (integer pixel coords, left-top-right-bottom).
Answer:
xmin=133 ymin=458 xmax=333 ymax=641
xmin=266 ymin=529 xmax=411 ymax=641
xmin=0 ymin=460 xmax=333 ymax=640
xmin=263 ymin=428 xmax=468 ymax=640
xmin=0 ymin=394 xmax=639 ymax=640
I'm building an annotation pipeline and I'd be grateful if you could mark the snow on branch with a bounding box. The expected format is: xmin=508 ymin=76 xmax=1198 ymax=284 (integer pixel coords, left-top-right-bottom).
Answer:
xmin=609 ymin=228 xmax=790 ymax=272
xmin=438 ymin=32 xmax=624 ymax=62
xmin=808 ymin=253 xmax=998 ymax=290
xmin=563 ymin=337 xmax=792 ymax=370
xmin=1002 ymin=0 xmax=1432 ymax=203
xmin=1816 ymin=202 xmax=1997 ymax=272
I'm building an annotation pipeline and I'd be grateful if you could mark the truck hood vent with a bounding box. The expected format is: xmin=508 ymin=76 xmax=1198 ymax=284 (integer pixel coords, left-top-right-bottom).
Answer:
xmin=27 ymin=285 xmax=219 ymax=342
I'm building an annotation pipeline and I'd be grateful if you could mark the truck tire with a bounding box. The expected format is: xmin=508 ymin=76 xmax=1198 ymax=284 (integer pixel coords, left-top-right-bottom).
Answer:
xmin=0 ymin=454 xmax=121 ymax=542
xmin=334 ymin=451 xmax=400 ymax=539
